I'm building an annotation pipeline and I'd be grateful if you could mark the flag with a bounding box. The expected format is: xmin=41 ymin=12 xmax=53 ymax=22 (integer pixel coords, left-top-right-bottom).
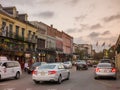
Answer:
xmin=102 ymin=42 xmax=105 ymax=46
xmin=96 ymin=41 xmax=98 ymax=46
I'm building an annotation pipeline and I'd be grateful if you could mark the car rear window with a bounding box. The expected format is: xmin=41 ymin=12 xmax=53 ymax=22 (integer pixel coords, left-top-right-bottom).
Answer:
xmin=97 ymin=64 xmax=111 ymax=68
xmin=39 ymin=64 xmax=56 ymax=69
xmin=32 ymin=62 xmax=41 ymax=66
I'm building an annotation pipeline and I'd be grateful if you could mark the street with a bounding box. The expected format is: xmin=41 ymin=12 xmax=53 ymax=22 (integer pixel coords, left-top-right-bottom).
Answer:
xmin=0 ymin=67 xmax=120 ymax=90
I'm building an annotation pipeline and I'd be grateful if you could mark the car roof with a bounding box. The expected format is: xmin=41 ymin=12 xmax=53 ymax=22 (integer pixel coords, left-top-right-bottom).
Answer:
xmin=0 ymin=60 xmax=18 ymax=63
xmin=43 ymin=63 xmax=63 ymax=66
xmin=98 ymin=63 xmax=111 ymax=65
xmin=100 ymin=59 xmax=111 ymax=61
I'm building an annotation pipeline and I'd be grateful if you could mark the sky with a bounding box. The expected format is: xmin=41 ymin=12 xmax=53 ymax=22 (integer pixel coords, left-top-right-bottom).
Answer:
xmin=0 ymin=0 xmax=120 ymax=52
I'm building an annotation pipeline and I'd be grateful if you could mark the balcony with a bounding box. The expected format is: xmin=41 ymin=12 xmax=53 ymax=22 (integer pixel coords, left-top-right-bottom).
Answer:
xmin=0 ymin=31 xmax=37 ymax=43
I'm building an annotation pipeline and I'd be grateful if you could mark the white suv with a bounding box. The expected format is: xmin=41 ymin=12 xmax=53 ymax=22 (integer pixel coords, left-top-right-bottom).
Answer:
xmin=0 ymin=60 xmax=22 ymax=80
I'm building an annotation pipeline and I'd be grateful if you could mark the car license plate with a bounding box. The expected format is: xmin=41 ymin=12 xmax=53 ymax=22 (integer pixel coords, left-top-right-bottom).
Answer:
xmin=104 ymin=69 xmax=110 ymax=72
xmin=40 ymin=72 xmax=45 ymax=76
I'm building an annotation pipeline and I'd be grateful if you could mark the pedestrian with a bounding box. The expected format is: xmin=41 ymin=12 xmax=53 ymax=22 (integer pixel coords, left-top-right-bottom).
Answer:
xmin=24 ymin=61 xmax=28 ymax=72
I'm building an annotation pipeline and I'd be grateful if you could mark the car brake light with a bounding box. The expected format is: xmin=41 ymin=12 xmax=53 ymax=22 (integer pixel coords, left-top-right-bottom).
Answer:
xmin=95 ymin=68 xmax=100 ymax=72
xmin=48 ymin=70 xmax=57 ymax=75
xmin=111 ymin=68 xmax=116 ymax=72
xmin=32 ymin=70 xmax=37 ymax=75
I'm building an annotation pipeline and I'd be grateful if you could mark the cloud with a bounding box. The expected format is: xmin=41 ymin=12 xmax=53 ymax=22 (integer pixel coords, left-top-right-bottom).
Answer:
xmin=66 ymin=28 xmax=77 ymax=33
xmin=90 ymin=23 xmax=102 ymax=30
xmin=38 ymin=0 xmax=60 ymax=4
xmin=69 ymin=0 xmax=80 ymax=4
xmin=35 ymin=11 xmax=55 ymax=19
xmin=74 ymin=36 xmax=88 ymax=44
xmin=75 ymin=15 xmax=87 ymax=22
xmin=103 ymin=14 xmax=120 ymax=22
xmin=66 ymin=28 xmax=83 ymax=33
xmin=80 ymin=24 xmax=89 ymax=30
xmin=65 ymin=0 xmax=80 ymax=6
xmin=102 ymin=31 xmax=111 ymax=35
xmin=88 ymin=32 xmax=100 ymax=38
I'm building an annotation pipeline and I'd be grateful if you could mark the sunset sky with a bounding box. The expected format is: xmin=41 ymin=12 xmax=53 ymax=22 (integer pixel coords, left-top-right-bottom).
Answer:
xmin=0 ymin=0 xmax=120 ymax=52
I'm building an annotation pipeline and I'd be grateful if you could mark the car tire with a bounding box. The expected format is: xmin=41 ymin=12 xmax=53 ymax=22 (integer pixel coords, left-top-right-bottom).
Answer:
xmin=57 ymin=75 xmax=62 ymax=84
xmin=113 ymin=77 xmax=117 ymax=80
xmin=0 ymin=75 xmax=1 ymax=80
xmin=66 ymin=73 xmax=70 ymax=80
xmin=15 ymin=72 xmax=20 ymax=79
xmin=34 ymin=80 xmax=40 ymax=84
xmin=94 ymin=76 xmax=98 ymax=80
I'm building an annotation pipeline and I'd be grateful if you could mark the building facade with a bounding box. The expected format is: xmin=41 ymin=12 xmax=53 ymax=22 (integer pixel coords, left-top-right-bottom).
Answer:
xmin=115 ymin=34 xmax=120 ymax=71
xmin=55 ymin=29 xmax=63 ymax=62
xmin=62 ymin=31 xmax=73 ymax=61
xmin=46 ymin=25 xmax=56 ymax=62
xmin=0 ymin=5 xmax=37 ymax=69
xmin=30 ymin=21 xmax=47 ymax=62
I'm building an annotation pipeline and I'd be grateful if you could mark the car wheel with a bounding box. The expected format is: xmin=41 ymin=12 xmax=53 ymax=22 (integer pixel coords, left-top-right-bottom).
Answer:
xmin=66 ymin=73 xmax=70 ymax=80
xmin=15 ymin=72 xmax=20 ymax=79
xmin=34 ymin=80 xmax=40 ymax=84
xmin=113 ymin=77 xmax=117 ymax=80
xmin=57 ymin=75 xmax=62 ymax=84
xmin=94 ymin=76 xmax=99 ymax=80
xmin=0 ymin=75 xmax=1 ymax=80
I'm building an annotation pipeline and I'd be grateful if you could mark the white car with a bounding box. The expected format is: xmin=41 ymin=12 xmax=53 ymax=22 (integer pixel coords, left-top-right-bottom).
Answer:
xmin=32 ymin=63 xmax=70 ymax=84
xmin=0 ymin=60 xmax=22 ymax=80
xmin=94 ymin=63 xmax=117 ymax=80
xmin=63 ymin=61 xmax=72 ymax=69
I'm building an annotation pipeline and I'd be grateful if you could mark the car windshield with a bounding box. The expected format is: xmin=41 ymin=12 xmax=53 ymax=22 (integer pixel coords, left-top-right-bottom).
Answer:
xmin=39 ymin=64 xmax=56 ymax=69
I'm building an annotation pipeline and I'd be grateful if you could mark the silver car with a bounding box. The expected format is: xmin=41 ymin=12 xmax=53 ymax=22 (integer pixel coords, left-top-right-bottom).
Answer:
xmin=32 ymin=63 xmax=70 ymax=84
xmin=94 ymin=63 xmax=117 ymax=80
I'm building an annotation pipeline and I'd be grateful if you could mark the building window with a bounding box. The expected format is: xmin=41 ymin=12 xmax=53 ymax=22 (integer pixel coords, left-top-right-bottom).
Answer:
xmin=22 ymin=28 xmax=25 ymax=38
xmin=9 ymin=24 xmax=13 ymax=37
xmin=16 ymin=26 xmax=19 ymax=36
xmin=28 ymin=30 xmax=31 ymax=40
xmin=1 ymin=21 xmax=7 ymax=36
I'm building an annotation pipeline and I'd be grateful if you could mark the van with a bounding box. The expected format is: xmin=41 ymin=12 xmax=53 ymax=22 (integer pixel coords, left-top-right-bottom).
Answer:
xmin=0 ymin=60 xmax=22 ymax=80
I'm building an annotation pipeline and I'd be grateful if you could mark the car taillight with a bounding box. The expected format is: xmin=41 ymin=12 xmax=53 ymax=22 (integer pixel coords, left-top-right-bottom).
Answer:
xmin=111 ymin=68 xmax=116 ymax=72
xmin=32 ymin=70 xmax=37 ymax=75
xmin=48 ymin=70 xmax=57 ymax=75
xmin=95 ymin=68 xmax=100 ymax=72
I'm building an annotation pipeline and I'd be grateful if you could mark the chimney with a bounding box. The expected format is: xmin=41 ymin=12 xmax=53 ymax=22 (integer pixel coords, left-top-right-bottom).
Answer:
xmin=18 ymin=14 xmax=28 ymax=21
xmin=3 ymin=6 xmax=17 ymax=17
xmin=51 ymin=24 xmax=53 ymax=28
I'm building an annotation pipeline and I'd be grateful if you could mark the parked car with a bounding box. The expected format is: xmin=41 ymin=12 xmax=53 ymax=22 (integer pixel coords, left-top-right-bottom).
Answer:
xmin=76 ymin=60 xmax=88 ymax=70
xmin=94 ymin=63 xmax=117 ymax=80
xmin=32 ymin=63 xmax=70 ymax=84
xmin=27 ymin=62 xmax=46 ymax=74
xmin=0 ymin=60 xmax=22 ymax=80
xmin=75 ymin=60 xmax=83 ymax=66
xmin=63 ymin=61 xmax=72 ymax=69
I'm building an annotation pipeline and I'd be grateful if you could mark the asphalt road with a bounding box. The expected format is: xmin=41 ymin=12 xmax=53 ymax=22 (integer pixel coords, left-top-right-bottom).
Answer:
xmin=0 ymin=67 xmax=120 ymax=90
